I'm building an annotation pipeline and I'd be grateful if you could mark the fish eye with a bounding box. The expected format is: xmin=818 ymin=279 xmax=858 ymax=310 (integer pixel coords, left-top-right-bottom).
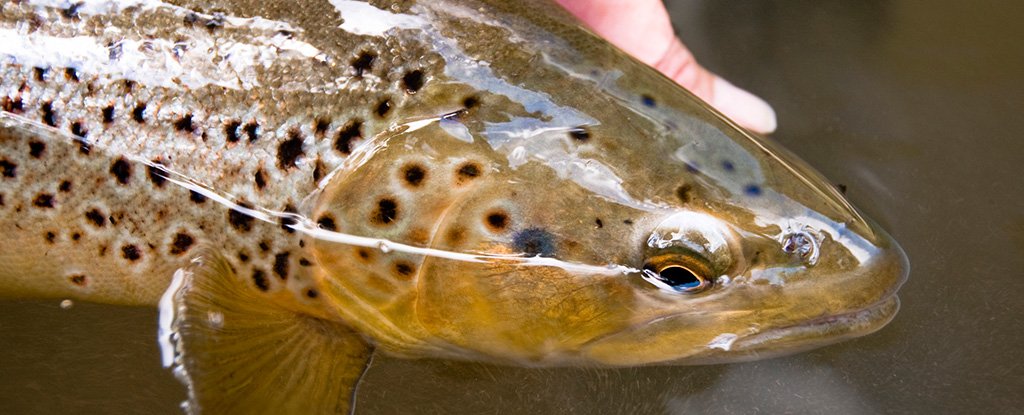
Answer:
xmin=642 ymin=263 xmax=711 ymax=293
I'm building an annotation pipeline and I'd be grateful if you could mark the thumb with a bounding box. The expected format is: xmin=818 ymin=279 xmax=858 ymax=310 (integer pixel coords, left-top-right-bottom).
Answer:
xmin=556 ymin=0 xmax=777 ymax=134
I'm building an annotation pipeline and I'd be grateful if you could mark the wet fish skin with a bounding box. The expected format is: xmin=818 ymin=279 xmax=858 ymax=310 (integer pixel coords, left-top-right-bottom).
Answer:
xmin=0 ymin=0 xmax=908 ymax=407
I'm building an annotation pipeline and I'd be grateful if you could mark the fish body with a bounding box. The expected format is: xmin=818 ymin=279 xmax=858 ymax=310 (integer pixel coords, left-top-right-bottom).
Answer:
xmin=0 ymin=0 xmax=908 ymax=412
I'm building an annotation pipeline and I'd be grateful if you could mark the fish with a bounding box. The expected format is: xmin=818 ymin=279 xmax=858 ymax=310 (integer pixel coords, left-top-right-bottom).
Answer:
xmin=0 ymin=0 xmax=909 ymax=413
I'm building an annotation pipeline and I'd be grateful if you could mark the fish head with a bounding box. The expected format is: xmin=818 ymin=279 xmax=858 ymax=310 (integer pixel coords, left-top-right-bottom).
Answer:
xmin=307 ymin=35 xmax=906 ymax=366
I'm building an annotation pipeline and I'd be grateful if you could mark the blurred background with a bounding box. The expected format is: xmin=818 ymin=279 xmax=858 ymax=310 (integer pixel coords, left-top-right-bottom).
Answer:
xmin=1 ymin=0 xmax=1021 ymax=413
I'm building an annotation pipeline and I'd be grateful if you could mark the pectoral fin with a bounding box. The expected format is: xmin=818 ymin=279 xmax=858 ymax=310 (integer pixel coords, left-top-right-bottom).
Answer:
xmin=160 ymin=253 xmax=372 ymax=415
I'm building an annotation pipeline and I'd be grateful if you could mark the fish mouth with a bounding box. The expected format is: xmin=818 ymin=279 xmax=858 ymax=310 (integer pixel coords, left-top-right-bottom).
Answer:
xmin=692 ymin=294 xmax=901 ymax=364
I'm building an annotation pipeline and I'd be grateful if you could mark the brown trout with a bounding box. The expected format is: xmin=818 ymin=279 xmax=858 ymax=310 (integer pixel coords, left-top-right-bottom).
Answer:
xmin=0 ymin=0 xmax=908 ymax=412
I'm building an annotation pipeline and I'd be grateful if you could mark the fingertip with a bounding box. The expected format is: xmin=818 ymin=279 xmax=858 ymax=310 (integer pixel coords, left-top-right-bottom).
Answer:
xmin=711 ymin=77 xmax=778 ymax=134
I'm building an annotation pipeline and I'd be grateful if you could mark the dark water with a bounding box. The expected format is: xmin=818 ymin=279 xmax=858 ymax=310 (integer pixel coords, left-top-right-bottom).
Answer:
xmin=1 ymin=0 xmax=1021 ymax=413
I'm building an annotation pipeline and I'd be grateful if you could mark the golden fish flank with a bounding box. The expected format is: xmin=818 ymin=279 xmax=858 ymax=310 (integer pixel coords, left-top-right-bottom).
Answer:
xmin=0 ymin=0 xmax=909 ymax=412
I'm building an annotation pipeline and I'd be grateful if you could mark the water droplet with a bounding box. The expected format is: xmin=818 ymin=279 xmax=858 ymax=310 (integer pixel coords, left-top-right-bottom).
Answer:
xmin=207 ymin=311 xmax=224 ymax=329
xmin=377 ymin=241 xmax=392 ymax=254
xmin=59 ymin=299 xmax=73 ymax=309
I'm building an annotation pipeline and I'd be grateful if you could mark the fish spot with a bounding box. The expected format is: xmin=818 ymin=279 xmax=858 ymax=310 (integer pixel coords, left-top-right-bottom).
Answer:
xmin=70 ymin=121 xmax=87 ymax=138
xmin=189 ymin=190 xmax=207 ymax=204
xmin=0 ymin=159 xmax=15 ymax=178
xmin=641 ymin=94 xmax=657 ymax=107
xmin=69 ymin=274 xmax=87 ymax=286
xmin=314 ymin=118 xmax=331 ymax=136
xmin=85 ymin=208 xmax=105 ymax=227
xmin=252 ymin=269 xmax=270 ymax=291
xmin=110 ymin=158 xmax=131 ymax=184
xmin=280 ymin=204 xmax=298 ymax=233
xmin=446 ymin=226 xmax=466 ymax=246
xmin=41 ymin=102 xmax=56 ymax=127
xmin=316 ymin=214 xmax=337 ymax=231
xmin=463 ymin=95 xmax=480 ymax=109
xmin=277 ymin=131 xmax=305 ymax=170
xmin=259 ymin=240 xmax=271 ymax=252
xmin=375 ymin=99 xmax=392 ymax=118
xmin=721 ymin=160 xmax=735 ymax=172
xmin=102 ymin=105 xmax=115 ymax=123
xmin=334 ymin=120 xmax=362 ymax=154
xmin=305 ymin=289 xmax=319 ymax=299
xmin=132 ymin=103 xmax=146 ymax=122
xmin=28 ymin=141 xmax=45 ymax=158
xmin=228 ymin=201 xmax=255 ymax=232
xmin=273 ymin=252 xmax=290 ymax=280
xmin=44 ymin=231 xmax=56 ymax=243
xmin=744 ymin=184 xmax=762 ymax=196
xmin=254 ymin=168 xmax=267 ymax=190
xmin=512 ymin=228 xmax=557 ymax=257
xmin=71 ymin=232 xmax=81 ymax=241
xmin=401 ymin=163 xmax=426 ymax=187
xmin=169 ymin=232 xmax=194 ymax=255
xmin=63 ymin=2 xmax=82 ymax=18
xmin=174 ymin=114 xmax=195 ymax=133
xmin=98 ymin=244 xmax=108 ymax=257
xmin=356 ymin=247 xmax=374 ymax=263
xmin=64 ymin=67 xmax=79 ymax=81
xmin=394 ymin=261 xmax=415 ymax=280
xmin=371 ymin=198 xmax=399 ymax=225
xmin=148 ymin=162 xmax=167 ymax=187
xmin=595 ymin=218 xmax=604 ymax=228
xmin=224 ymin=120 xmax=241 ymax=143
xmin=351 ymin=52 xmax=375 ymax=76
xmin=568 ymin=127 xmax=590 ymax=142
xmin=312 ymin=158 xmax=326 ymax=183
xmin=623 ymin=219 xmax=634 ymax=225
xmin=299 ymin=258 xmax=312 ymax=266
xmin=34 ymin=67 xmax=47 ymax=82
xmin=123 ymin=79 xmax=135 ymax=92
xmin=456 ymin=162 xmax=482 ymax=184
xmin=121 ymin=244 xmax=141 ymax=261
xmin=238 ymin=251 xmax=250 ymax=263
xmin=484 ymin=210 xmax=510 ymax=232
xmin=676 ymin=184 xmax=692 ymax=204
xmin=1 ymin=96 xmax=23 ymax=113
xmin=33 ymin=193 xmax=54 ymax=208
xmin=244 ymin=121 xmax=259 ymax=141
xmin=402 ymin=70 xmax=424 ymax=93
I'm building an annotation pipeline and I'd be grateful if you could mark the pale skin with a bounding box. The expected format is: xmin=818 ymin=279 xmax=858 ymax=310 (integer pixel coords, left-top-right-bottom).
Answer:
xmin=557 ymin=0 xmax=777 ymax=134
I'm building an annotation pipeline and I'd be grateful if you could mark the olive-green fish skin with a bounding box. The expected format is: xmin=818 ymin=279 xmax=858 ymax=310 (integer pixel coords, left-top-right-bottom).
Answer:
xmin=0 ymin=0 xmax=907 ymax=372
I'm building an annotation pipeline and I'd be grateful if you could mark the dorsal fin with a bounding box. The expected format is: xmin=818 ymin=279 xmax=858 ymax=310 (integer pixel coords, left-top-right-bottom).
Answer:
xmin=161 ymin=251 xmax=373 ymax=414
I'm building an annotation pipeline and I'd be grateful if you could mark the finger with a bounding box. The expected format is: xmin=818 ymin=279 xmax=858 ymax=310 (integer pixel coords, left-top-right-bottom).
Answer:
xmin=555 ymin=0 xmax=778 ymax=133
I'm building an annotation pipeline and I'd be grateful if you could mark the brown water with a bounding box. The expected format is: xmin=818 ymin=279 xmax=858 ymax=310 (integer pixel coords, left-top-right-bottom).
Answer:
xmin=1 ymin=0 xmax=1022 ymax=413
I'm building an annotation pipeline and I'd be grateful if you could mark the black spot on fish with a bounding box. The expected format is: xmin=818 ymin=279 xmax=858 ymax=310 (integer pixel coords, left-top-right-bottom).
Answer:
xmin=41 ymin=102 xmax=56 ymax=127
xmin=641 ymin=94 xmax=657 ymax=107
xmin=299 ymin=258 xmax=312 ymax=266
xmin=71 ymin=232 xmax=81 ymax=241
xmin=259 ymin=240 xmax=271 ymax=252
xmin=254 ymin=168 xmax=267 ymax=190
xmin=485 ymin=210 xmax=510 ymax=232
xmin=224 ymin=120 xmax=241 ymax=143
xmin=85 ymin=208 xmax=105 ymax=227
xmin=744 ymin=184 xmax=762 ymax=196
xmin=512 ymin=228 xmax=557 ymax=257
xmin=372 ymin=198 xmax=398 ymax=225
xmin=402 ymin=164 xmax=426 ymax=187
xmin=174 ymin=114 xmax=194 ymax=133
xmin=375 ymin=99 xmax=392 ymax=118
xmin=394 ymin=261 xmax=415 ymax=279
xmin=273 ymin=252 xmax=290 ymax=280
xmin=69 ymin=274 xmax=87 ymax=286
xmin=28 ymin=141 xmax=45 ymax=158
xmin=277 ymin=131 xmax=305 ymax=170
xmin=316 ymin=214 xmax=337 ymax=231
xmin=238 ymin=251 xmax=250 ymax=263
xmin=456 ymin=162 xmax=482 ymax=183
xmin=102 ymin=106 xmax=115 ymax=123
xmin=595 ymin=218 xmax=604 ymax=228
xmin=121 ymin=244 xmax=141 ymax=261
xmin=33 ymin=193 xmax=54 ymax=208
xmin=280 ymin=204 xmax=298 ymax=233
xmin=148 ymin=162 xmax=167 ymax=187
xmin=335 ymin=120 xmax=362 ymax=155
xmin=228 ymin=201 xmax=255 ymax=232
xmin=1 ymin=97 xmax=23 ymax=113
xmin=110 ymin=158 xmax=131 ymax=184
xmin=623 ymin=219 xmax=634 ymax=225
xmin=59 ymin=180 xmax=71 ymax=192
xmin=402 ymin=70 xmax=424 ymax=93
xmin=70 ymin=122 xmax=87 ymax=138
xmin=64 ymin=67 xmax=79 ymax=81
xmin=312 ymin=158 xmax=326 ymax=183
xmin=676 ymin=184 xmax=692 ymax=204
xmin=132 ymin=103 xmax=146 ymax=123
xmin=170 ymin=232 xmax=194 ymax=255
xmin=0 ymin=159 xmax=15 ymax=178
xmin=722 ymin=160 xmax=735 ymax=172
xmin=77 ymin=140 xmax=91 ymax=155
xmin=63 ymin=2 xmax=82 ymax=19
xmin=305 ymin=289 xmax=318 ymax=299
xmin=463 ymin=95 xmax=480 ymax=109
xmin=45 ymin=231 xmax=56 ymax=243
xmin=569 ymin=127 xmax=590 ymax=142
xmin=244 ymin=121 xmax=259 ymax=141
xmin=252 ymin=269 xmax=270 ymax=291
xmin=34 ymin=67 xmax=47 ymax=82
xmin=351 ymin=52 xmax=375 ymax=77
xmin=189 ymin=190 xmax=207 ymax=204
xmin=315 ymin=118 xmax=331 ymax=136
xmin=356 ymin=248 xmax=373 ymax=262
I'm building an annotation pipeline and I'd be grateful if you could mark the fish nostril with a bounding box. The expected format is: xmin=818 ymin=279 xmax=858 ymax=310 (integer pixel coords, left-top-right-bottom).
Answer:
xmin=781 ymin=229 xmax=820 ymax=265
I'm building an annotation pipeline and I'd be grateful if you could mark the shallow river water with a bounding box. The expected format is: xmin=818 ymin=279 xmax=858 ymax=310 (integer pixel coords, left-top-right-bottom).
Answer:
xmin=1 ymin=0 xmax=1021 ymax=413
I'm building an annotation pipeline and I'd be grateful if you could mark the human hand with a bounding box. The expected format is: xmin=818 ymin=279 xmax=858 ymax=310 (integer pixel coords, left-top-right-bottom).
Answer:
xmin=556 ymin=0 xmax=777 ymax=134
